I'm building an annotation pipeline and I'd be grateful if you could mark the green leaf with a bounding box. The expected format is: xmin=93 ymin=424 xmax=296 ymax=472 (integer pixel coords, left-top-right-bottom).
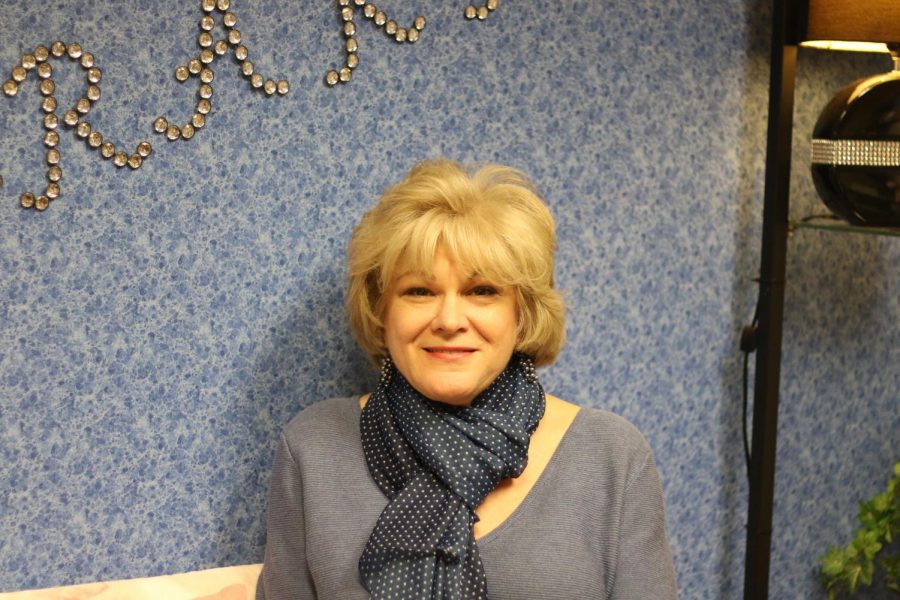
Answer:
xmin=848 ymin=565 xmax=861 ymax=593
xmin=821 ymin=548 xmax=848 ymax=576
xmin=819 ymin=461 xmax=900 ymax=597
xmin=860 ymin=561 xmax=874 ymax=586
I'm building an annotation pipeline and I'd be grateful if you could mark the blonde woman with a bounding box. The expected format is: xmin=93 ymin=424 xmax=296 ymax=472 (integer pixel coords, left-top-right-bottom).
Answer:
xmin=257 ymin=159 xmax=677 ymax=599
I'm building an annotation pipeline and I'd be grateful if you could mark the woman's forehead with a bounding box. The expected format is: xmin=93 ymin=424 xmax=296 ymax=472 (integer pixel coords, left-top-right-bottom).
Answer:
xmin=392 ymin=248 xmax=505 ymax=282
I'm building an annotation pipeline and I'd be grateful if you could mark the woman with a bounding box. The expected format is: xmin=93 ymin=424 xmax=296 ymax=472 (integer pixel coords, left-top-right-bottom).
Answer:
xmin=257 ymin=160 xmax=677 ymax=599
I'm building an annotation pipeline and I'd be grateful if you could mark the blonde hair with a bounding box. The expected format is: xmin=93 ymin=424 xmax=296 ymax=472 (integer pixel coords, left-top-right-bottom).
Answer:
xmin=346 ymin=159 xmax=565 ymax=367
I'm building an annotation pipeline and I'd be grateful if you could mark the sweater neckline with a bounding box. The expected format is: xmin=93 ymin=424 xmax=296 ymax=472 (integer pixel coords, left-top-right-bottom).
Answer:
xmin=474 ymin=407 xmax=585 ymax=545
xmin=353 ymin=396 xmax=586 ymax=545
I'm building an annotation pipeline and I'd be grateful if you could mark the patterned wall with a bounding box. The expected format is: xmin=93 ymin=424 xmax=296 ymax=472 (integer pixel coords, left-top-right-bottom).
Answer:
xmin=0 ymin=0 xmax=897 ymax=597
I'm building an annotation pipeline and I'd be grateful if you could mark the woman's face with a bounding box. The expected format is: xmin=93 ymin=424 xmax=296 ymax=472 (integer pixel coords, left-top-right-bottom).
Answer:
xmin=382 ymin=245 xmax=519 ymax=406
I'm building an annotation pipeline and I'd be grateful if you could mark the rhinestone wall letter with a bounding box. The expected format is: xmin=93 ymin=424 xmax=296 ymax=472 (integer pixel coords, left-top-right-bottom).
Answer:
xmin=3 ymin=1 xmax=502 ymax=211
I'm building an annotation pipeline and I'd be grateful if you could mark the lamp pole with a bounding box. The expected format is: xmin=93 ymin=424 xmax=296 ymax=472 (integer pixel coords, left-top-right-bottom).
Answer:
xmin=743 ymin=0 xmax=802 ymax=597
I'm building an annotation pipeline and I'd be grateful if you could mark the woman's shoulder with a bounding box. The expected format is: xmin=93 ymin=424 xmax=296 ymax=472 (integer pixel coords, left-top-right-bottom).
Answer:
xmin=576 ymin=405 xmax=651 ymax=448
xmin=553 ymin=398 xmax=656 ymax=476
xmin=281 ymin=396 xmax=362 ymax=452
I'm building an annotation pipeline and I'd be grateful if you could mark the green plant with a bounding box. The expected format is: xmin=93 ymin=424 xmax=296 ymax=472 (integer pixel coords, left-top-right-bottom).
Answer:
xmin=820 ymin=462 xmax=900 ymax=598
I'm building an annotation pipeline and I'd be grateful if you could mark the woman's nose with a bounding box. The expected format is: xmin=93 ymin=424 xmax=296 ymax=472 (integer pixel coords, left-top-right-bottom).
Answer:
xmin=431 ymin=295 xmax=466 ymax=333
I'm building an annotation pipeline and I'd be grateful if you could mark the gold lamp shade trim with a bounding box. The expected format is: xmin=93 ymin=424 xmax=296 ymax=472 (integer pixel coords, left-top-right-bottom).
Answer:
xmin=804 ymin=0 xmax=900 ymax=51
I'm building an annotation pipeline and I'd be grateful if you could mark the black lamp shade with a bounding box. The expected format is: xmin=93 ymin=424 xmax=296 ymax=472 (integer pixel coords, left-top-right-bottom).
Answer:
xmin=810 ymin=70 xmax=900 ymax=226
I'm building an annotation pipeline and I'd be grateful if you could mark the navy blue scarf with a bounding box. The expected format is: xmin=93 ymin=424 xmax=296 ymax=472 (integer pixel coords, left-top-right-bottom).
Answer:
xmin=359 ymin=353 xmax=544 ymax=599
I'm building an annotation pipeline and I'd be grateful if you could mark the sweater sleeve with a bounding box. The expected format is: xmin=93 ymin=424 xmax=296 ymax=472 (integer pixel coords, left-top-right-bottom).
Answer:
xmin=256 ymin=433 xmax=317 ymax=600
xmin=609 ymin=451 xmax=678 ymax=599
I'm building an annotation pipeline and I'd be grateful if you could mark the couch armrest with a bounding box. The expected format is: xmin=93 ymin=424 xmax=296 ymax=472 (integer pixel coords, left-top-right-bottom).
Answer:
xmin=0 ymin=564 xmax=263 ymax=600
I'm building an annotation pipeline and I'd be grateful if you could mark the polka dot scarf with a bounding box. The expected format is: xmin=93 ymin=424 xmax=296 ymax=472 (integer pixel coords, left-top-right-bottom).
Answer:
xmin=359 ymin=353 xmax=545 ymax=599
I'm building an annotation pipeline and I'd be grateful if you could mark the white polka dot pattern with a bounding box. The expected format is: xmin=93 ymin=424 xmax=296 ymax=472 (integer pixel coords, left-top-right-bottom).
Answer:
xmin=359 ymin=353 xmax=544 ymax=599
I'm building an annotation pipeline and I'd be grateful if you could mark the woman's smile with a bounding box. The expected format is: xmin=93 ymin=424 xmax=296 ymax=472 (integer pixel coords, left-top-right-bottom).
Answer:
xmin=424 ymin=346 xmax=477 ymax=359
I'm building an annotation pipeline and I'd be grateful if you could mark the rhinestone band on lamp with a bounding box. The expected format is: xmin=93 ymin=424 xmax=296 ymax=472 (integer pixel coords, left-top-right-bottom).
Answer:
xmin=811 ymin=139 xmax=900 ymax=167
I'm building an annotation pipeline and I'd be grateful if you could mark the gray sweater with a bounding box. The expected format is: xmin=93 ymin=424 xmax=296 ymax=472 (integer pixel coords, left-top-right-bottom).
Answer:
xmin=257 ymin=397 xmax=678 ymax=599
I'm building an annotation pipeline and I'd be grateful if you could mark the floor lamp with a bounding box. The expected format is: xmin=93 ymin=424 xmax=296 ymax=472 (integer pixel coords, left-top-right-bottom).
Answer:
xmin=744 ymin=1 xmax=900 ymax=598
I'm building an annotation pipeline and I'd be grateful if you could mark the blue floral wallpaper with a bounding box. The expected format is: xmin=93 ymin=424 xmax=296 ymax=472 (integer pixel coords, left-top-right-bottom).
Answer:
xmin=0 ymin=0 xmax=897 ymax=597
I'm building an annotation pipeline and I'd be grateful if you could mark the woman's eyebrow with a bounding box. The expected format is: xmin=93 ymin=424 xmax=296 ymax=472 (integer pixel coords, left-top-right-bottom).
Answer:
xmin=395 ymin=271 xmax=433 ymax=281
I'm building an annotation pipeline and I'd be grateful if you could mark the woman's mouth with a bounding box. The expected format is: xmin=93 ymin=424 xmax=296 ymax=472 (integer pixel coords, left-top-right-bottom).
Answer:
xmin=424 ymin=347 xmax=475 ymax=359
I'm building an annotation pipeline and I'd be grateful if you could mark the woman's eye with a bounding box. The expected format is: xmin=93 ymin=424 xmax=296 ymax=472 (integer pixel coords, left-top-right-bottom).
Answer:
xmin=471 ymin=286 xmax=499 ymax=296
xmin=403 ymin=287 xmax=432 ymax=297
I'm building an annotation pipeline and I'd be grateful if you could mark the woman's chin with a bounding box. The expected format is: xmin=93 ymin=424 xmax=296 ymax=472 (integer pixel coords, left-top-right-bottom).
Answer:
xmin=420 ymin=384 xmax=478 ymax=407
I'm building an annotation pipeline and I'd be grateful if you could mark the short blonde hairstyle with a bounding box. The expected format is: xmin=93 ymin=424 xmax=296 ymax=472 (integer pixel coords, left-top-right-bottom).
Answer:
xmin=346 ymin=159 xmax=565 ymax=367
